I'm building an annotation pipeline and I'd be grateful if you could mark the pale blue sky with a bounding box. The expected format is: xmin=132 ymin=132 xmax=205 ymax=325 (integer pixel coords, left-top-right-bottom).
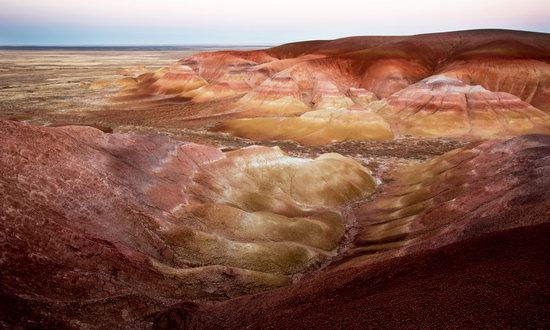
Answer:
xmin=1 ymin=0 xmax=549 ymax=45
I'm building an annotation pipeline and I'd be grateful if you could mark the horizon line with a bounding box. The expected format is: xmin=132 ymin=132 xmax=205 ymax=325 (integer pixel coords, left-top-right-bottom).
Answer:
xmin=0 ymin=44 xmax=275 ymax=48
xmin=1 ymin=28 xmax=549 ymax=48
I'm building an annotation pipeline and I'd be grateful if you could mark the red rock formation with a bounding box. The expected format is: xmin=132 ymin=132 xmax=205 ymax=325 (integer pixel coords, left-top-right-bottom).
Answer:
xmin=2 ymin=117 xmax=549 ymax=327
xmin=111 ymin=30 xmax=550 ymax=144
xmin=153 ymin=134 xmax=550 ymax=329
xmin=171 ymin=223 xmax=550 ymax=329
xmin=4 ymin=29 xmax=550 ymax=329
xmin=310 ymin=80 xmax=354 ymax=110
xmin=346 ymin=87 xmax=378 ymax=107
xmin=186 ymin=66 xmax=267 ymax=103
xmin=439 ymin=59 xmax=550 ymax=112
xmin=345 ymin=134 xmax=550 ymax=264
xmin=376 ymin=75 xmax=550 ymax=137
xmin=0 ymin=120 xmax=376 ymax=328
xmin=233 ymin=73 xmax=310 ymax=115
xmin=147 ymin=64 xmax=207 ymax=95
xmin=211 ymin=109 xmax=393 ymax=145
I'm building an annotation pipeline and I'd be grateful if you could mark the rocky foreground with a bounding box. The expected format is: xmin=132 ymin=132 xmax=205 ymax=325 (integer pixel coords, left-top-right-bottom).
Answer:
xmin=155 ymin=134 xmax=550 ymax=329
xmin=0 ymin=119 xmax=376 ymax=328
xmin=1 ymin=119 xmax=549 ymax=328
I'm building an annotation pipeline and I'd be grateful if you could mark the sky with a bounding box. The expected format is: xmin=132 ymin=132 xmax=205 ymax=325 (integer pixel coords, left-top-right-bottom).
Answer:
xmin=0 ymin=0 xmax=549 ymax=46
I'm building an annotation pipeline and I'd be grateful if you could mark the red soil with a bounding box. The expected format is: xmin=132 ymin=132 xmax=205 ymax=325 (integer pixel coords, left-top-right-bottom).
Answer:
xmin=166 ymin=223 xmax=550 ymax=329
xmin=151 ymin=134 xmax=550 ymax=329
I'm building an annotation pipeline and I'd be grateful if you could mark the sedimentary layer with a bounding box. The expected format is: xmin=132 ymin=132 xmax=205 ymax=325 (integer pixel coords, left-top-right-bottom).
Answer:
xmin=107 ymin=29 xmax=550 ymax=144
xmin=375 ymin=75 xmax=550 ymax=137
xmin=211 ymin=108 xmax=393 ymax=145
xmin=154 ymin=134 xmax=550 ymax=329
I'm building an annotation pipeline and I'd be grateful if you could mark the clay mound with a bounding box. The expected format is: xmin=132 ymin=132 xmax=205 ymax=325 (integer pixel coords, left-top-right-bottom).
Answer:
xmin=179 ymin=50 xmax=276 ymax=82
xmin=346 ymin=134 xmax=550 ymax=264
xmin=151 ymin=65 xmax=208 ymax=94
xmin=185 ymin=69 xmax=261 ymax=103
xmin=211 ymin=109 xmax=393 ymax=145
xmin=233 ymin=72 xmax=310 ymax=115
xmin=118 ymin=51 xmax=275 ymax=100
xmin=116 ymin=51 xmax=325 ymax=109
xmin=254 ymin=54 xmax=327 ymax=76
xmin=171 ymin=223 xmax=550 ymax=329
xmin=439 ymin=59 xmax=550 ymax=112
xmin=310 ymin=80 xmax=354 ymax=110
xmin=347 ymin=87 xmax=378 ymax=107
xmin=0 ymin=120 xmax=376 ymax=328
xmin=265 ymin=30 xmax=550 ymax=100
xmin=376 ymin=75 xmax=550 ymax=137
xmin=152 ymin=134 xmax=550 ymax=329
xmin=230 ymin=58 xmax=362 ymax=116
xmin=268 ymin=29 xmax=550 ymax=59
xmin=121 ymin=64 xmax=207 ymax=97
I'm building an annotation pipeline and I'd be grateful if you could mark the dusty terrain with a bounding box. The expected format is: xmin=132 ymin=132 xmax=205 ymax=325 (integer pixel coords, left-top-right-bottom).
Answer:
xmin=1 ymin=30 xmax=549 ymax=329
xmin=0 ymin=50 xmax=192 ymax=119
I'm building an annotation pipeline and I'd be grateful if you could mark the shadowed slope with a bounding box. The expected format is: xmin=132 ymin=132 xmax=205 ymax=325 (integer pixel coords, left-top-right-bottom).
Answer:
xmin=343 ymin=134 xmax=550 ymax=265
xmin=168 ymin=223 xmax=550 ymax=329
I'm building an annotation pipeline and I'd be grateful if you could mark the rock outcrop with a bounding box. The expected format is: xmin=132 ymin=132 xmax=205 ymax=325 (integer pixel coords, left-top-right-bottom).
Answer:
xmin=4 ymin=29 xmax=550 ymax=328
xmin=345 ymin=134 xmax=550 ymax=264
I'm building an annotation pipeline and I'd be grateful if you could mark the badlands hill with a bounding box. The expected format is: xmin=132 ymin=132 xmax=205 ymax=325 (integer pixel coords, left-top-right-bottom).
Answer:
xmin=109 ymin=29 xmax=550 ymax=144
xmin=156 ymin=134 xmax=550 ymax=329
xmin=1 ymin=30 xmax=550 ymax=328
xmin=1 ymin=120 xmax=549 ymax=328
xmin=0 ymin=119 xmax=376 ymax=328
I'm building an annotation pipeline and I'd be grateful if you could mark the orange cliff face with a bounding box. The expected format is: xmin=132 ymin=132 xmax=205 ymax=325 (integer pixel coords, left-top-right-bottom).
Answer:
xmin=110 ymin=29 xmax=550 ymax=144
